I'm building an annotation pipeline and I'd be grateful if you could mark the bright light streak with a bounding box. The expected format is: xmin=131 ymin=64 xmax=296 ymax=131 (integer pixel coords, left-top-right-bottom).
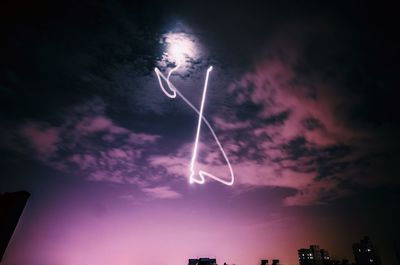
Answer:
xmin=154 ymin=65 xmax=235 ymax=186
xmin=189 ymin=66 xmax=213 ymax=184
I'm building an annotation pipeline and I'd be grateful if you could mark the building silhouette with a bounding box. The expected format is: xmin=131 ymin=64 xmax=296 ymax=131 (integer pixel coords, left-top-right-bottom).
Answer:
xmin=352 ymin=236 xmax=381 ymax=265
xmin=395 ymin=240 xmax=400 ymax=265
xmin=188 ymin=258 xmax=217 ymax=265
xmin=299 ymin=248 xmax=314 ymax=265
xmin=260 ymin=259 xmax=279 ymax=265
xmin=299 ymin=245 xmax=329 ymax=265
xmin=0 ymin=191 xmax=30 ymax=262
xmin=311 ymin=245 xmax=323 ymax=265
xmin=271 ymin=259 xmax=279 ymax=265
xmin=320 ymin=249 xmax=331 ymax=265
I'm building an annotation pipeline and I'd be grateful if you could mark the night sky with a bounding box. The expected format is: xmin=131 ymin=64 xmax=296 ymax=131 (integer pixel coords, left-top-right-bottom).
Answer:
xmin=1 ymin=1 xmax=400 ymax=265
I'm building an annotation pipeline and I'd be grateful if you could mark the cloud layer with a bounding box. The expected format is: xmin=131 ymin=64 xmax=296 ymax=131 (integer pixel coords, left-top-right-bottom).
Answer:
xmin=146 ymin=25 xmax=399 ymax=206
xmin=9 ymin=99 xmax=180 ymax=199
xmin=3 ymin=19 xmax=399 ymax=207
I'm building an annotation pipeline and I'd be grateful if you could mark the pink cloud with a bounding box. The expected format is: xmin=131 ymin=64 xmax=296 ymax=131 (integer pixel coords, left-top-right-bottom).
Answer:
xmin=20 ymin=122 xmax=60 ymax=158
xmin=142 ymin=186 xmax=182 ymax=199
xmin=108 ymin=148 xmax=129 ymax=159
xmin=229 ymin=58 xmax=365 ymax=148
xmin=75 ymin=116 xmax=129 ymax=135
xmin=127 ymin=133 xmax=160 ymax=144
xmin=213 ymin=117 xmax=251 ymax=130
xmin=15 ymin=100 xmax=162 ymax=196
xmin=149 ymin=156 xmax=189 ymax=177
xmin=69 ymin=153 xmax=97 ymax=170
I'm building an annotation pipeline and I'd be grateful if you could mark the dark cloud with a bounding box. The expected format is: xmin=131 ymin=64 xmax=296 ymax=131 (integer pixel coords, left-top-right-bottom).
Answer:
xmin=1 ymin=0 xmax=399 ymax=202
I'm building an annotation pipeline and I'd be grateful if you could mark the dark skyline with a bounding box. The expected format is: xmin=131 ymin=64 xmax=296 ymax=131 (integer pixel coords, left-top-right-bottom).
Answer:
xmin=1 ymin=0 xmax=400 ymax=264
xmin=0 ymin=191 xmax=30 ymax=262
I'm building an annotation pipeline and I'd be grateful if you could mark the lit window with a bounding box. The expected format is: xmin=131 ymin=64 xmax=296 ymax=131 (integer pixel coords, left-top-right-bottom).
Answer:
xmin=370 ymin=259 xmax=373 ymax=262
xmin=367 ymin=249 xmax=371 ymax=252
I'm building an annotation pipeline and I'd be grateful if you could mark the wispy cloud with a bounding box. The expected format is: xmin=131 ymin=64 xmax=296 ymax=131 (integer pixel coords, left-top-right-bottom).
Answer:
xmin=142 ymin=186 xmax=182 ymax=199
xmin=15 ymin=99 xmax=162 ymax=190
xmin=20 ymin=122 xmax=60 ymax=160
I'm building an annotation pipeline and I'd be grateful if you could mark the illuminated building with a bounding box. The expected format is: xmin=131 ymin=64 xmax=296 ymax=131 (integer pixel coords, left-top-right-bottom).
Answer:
xmin=299 ymin=248 xmax=314 ymax=265
xmin=298 ymin=245 xmax=325 ymax=265
xmin=352 ymin=236 xmax=382 ymax=265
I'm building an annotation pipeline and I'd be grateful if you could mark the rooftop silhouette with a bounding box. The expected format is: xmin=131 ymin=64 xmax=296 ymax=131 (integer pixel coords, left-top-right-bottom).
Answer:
xmin=0 ymin=191 xmax=30 ymax=262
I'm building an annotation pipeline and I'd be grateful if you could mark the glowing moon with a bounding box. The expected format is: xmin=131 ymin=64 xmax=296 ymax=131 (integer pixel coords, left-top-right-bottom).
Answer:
xmin=163 ymin=32 xmax=198 ymax=67
xmin=154 ymin=28 xmax=234 ymax=186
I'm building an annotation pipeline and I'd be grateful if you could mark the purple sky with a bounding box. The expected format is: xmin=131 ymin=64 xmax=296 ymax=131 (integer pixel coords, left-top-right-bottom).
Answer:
xmin=1 ymin=1 xmax=400 ymax=265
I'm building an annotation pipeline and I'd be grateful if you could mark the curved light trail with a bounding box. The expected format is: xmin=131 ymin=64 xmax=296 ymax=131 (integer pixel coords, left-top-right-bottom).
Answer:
xmin=154 ymin=65 xmax=235 ymax=186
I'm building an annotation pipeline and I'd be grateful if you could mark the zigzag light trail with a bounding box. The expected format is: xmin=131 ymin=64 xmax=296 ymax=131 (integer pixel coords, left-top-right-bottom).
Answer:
xmin=154 ymin=64 xmax=234 ymax=186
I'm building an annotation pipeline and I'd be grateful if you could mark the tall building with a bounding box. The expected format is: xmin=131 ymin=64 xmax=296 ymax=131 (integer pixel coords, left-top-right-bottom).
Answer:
xmin=261 ymin=260 xmax=268 ymax=265
xmin=298 ymin=245 xmax=326 ymax=265
xmin=0 ymin=191 xmax=30 ymax=262
xmin=352 ymin=236 xmax=382 ymax=265
xmin=299 ymin=248 xmax=314 ymax=265
xmin=188 ymin=258 xmax=217 ymax=265
xmin=271 ymin=259 xmax=280 ymax=265
xmin=310 ymin=245 xmax=323 ymax=265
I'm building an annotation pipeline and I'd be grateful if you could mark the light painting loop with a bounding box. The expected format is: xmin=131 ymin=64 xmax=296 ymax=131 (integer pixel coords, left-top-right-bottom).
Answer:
xmin=154 ymin=64 xmax=235 ymax=186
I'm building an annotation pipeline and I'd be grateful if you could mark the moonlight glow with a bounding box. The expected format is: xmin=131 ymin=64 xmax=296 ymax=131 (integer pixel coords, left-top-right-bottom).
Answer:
xmin=166 ymin=33 xmax=195 ymax=63
xmin=162 ymin=32 xmax=198 ymax=68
